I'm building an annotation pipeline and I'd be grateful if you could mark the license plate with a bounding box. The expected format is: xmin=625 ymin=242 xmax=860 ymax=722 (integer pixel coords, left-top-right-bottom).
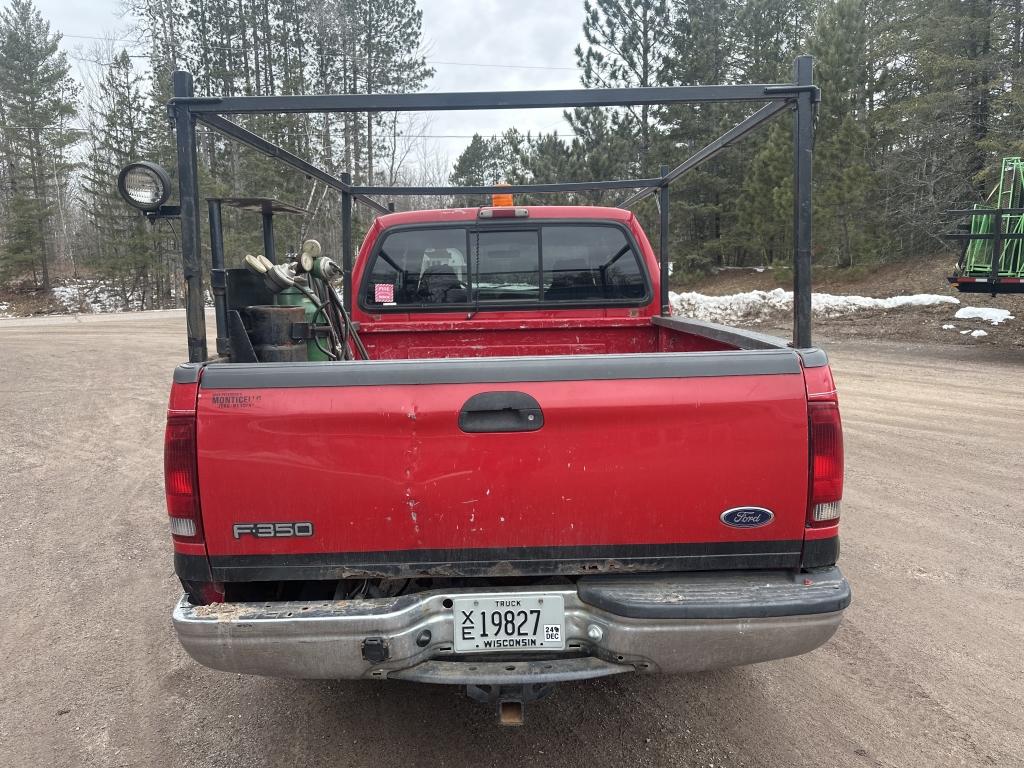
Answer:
xmin=452 ymin=594 xmax=565 ymax=653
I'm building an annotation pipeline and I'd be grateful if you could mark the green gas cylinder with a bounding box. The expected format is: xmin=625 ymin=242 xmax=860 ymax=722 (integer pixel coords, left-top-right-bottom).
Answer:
xmin=274 ymin=286 xmax=330 ymax=361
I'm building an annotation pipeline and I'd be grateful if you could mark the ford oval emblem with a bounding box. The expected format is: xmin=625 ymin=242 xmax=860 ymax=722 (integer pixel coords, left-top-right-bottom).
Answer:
xmin=720 ymin=507 xmax=774 ymax=528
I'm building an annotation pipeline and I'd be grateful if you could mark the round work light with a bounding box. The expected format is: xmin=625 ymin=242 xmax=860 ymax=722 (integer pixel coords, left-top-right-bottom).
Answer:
xmin=117 ymin=161 xmax=172 ymax=212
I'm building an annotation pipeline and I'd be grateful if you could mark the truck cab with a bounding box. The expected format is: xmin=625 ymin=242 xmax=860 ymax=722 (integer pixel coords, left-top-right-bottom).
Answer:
xmin=168 ymin=204 xmax=849 ymax=723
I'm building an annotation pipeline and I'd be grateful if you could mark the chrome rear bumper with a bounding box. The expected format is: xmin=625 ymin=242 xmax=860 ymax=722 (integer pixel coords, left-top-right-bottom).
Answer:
xmin=173 ymin=567 xmax=849 ymax=683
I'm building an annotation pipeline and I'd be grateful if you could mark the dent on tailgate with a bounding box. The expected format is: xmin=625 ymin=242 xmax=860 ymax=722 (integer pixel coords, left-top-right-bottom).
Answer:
xmin=194 ymin=360 xmax=809 ymax=573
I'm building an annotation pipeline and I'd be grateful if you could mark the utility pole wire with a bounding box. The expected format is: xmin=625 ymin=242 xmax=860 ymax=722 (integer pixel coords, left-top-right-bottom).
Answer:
xmin=58 ymin=33 xmax=579 ymax=71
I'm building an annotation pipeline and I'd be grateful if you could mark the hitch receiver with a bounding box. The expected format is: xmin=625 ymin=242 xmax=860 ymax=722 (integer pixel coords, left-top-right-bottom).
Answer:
xmin=465 ymin=683 xmax=554 ymax=726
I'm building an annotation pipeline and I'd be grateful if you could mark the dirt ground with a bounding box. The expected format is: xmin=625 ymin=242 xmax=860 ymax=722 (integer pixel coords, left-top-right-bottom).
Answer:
xmin=1 ymin=311 xmax=1022 ymax=768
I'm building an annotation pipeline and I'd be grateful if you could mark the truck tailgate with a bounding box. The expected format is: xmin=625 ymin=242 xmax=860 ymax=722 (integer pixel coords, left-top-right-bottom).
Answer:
xmin=194 ymin=351 xmax=810 ymax=578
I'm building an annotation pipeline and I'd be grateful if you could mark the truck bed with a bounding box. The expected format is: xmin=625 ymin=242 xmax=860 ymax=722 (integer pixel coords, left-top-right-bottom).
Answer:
xmin=356 ymin=315 xmax=737 ymax=358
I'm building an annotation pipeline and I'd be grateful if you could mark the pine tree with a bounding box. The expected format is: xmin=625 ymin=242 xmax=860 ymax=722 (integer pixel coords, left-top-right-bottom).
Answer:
xmin=810 ymin=0 xmax=879 ymax=267
xmin=731 ymin=0 xmax=814 ymax=82
xmin=126 ymin=0 xmax=185 ymax=306
xmin=667 ymin=0 xmax=732 ymax=86
xmin=80 ymin=50 xmax=154 ymax=308
xmin=563 ymin=112 xmax=635 ymax=204
xmin=658 ymin=0 xmax=744 ymax=273
xmin=448 ymin=131 xmax=526 ymax=205
xmin=734 ymin=124 xmax=792 ymax=268
xmin=450 ymin=134 xmax=500 ymax=187
xmin=0 ymin=0 xmax=78 ymax=290
xmin=991 ymin=0 xmax=1024 ymax=156
xmin=871 ymin=0 xmax=1003 ymax=254
xmin=347 ymin=0 xmax=433 ymax=185
xmin=573 ymin=0 xmax=671 ymax=171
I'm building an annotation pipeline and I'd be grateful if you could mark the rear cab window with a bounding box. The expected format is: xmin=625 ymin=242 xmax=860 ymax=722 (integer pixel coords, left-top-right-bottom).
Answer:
xmin=361 ymin=222 xmax=649 ymax=311
xmin=364 ymin=228 xmax=470 ymax=306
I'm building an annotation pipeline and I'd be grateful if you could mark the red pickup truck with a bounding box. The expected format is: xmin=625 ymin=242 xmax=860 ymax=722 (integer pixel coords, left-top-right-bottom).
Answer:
xmin=168 ymin=204 xmax=848 ymax=721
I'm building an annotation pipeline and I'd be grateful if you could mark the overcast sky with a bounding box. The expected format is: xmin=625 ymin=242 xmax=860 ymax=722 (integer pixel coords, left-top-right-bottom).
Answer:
xmin=35 ymin=0 xmax=587 ymax=163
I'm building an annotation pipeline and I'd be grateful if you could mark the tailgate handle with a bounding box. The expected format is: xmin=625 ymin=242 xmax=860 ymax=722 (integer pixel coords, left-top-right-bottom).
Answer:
xmin=459 ymin=391 xmax=544 ymax=433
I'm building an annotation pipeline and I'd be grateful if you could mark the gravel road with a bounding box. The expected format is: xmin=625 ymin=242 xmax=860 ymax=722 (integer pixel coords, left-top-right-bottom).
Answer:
xmin=1 ymin=311 xmax=1021 ymax=767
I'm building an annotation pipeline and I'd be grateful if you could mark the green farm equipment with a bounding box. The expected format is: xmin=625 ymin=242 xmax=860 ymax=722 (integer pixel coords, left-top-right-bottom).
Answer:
xmin=948 ymin=157 xmax=1024 ymax=294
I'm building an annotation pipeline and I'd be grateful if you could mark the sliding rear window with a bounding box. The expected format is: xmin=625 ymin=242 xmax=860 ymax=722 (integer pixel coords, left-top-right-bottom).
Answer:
xmin=362 ymin=228 xmax=469 ymax=307
xmin=361 ymin=223 xmax=648 ymax=310
xmin=542 ymin=225 xmax=646 ymax=302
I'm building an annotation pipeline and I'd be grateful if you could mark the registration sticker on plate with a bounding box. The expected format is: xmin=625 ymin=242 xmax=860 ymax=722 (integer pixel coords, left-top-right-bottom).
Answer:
xmin=452 ymin=594 xmax=566 ymax=653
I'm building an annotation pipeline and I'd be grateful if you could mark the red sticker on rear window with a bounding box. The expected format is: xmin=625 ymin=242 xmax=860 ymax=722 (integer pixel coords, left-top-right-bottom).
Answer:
xmin=374 ymin=283 xmax=394 ymax=303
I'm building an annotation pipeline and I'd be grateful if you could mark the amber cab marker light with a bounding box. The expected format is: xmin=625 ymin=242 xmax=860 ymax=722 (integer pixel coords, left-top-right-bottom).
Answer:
xmin=491 ymin=182 xmax=514 ymax=208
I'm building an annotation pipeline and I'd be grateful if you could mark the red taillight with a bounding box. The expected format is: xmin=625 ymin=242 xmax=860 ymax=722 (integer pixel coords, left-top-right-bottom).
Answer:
xmin=164 ymin=414 xmax=203 ymax=542
xmin=808 ymin=401 xmax=844 ymax=527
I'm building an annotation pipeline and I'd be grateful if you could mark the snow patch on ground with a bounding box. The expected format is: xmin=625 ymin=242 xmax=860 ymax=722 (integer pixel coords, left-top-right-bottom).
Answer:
xmin=941 ymin=324 xmax=956 ymax=330
xmin=49 ymin=279 xmax=191 ymax=314
xmin=954 ymin=307 xmax=1015 ymax=325
xmin=51 ymin=280 xmax=132 ymax=313
xmin=970 ymin=329 xmax=989 ymax=338
xmin=1 ymin=279 xmax=194 ymax=316
xmin=669 ymin=288 xmax=960 ymax=325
